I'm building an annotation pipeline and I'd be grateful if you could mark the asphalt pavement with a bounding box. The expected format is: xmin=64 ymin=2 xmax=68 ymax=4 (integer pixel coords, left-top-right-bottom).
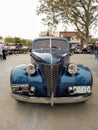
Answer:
xmin=0 ymin=53 xmax=98 ymax=130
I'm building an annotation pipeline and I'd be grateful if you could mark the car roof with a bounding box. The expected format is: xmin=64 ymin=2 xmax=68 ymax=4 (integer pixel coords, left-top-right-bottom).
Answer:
xmin=33 ymin=36 xmax=69 ymax=43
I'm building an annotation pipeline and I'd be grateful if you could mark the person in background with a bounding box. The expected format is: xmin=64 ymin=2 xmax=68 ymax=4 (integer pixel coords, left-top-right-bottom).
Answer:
xmin=94 ymin=43 xmax=98 ymax=60
xmin=82 ymin=43 xmax=87 ymax=54
xmin=0 ymin=43 xmax=3 ymax=60
xmin=2 ymin=42 xmax=6 ymax=60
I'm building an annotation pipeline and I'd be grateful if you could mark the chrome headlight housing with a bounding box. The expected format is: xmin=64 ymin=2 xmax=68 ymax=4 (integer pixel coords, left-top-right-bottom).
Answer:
xmin=25 ymin=64 xmax=36 ymax=75
xmin=67 ymin=63 xmax=78 ymax=75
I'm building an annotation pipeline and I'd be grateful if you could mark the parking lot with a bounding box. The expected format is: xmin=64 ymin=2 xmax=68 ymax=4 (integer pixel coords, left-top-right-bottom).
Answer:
xmin=0 ymin=53 xmax=98 ymax=130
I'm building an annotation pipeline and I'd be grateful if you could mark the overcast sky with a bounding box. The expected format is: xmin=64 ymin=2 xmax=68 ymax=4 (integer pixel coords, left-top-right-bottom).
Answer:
xmin=0 ymin=0 xmax=98 ymax=40
xmin=0 ymin=0 xmax=48 ymax=39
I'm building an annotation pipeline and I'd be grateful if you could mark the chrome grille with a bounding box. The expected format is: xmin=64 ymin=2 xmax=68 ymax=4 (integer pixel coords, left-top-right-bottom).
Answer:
xmin=39 ymin=63 xmax=63 ymax=96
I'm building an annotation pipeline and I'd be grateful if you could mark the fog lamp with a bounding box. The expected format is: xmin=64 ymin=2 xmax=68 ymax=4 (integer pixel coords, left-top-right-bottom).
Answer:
xmin=29 ymin=86 xmax=36 ymax=95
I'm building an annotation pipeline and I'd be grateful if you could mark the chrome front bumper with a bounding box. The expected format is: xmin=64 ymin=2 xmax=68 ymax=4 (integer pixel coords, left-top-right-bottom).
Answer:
xmin=11 ymin=93 xmax=91 ymax=106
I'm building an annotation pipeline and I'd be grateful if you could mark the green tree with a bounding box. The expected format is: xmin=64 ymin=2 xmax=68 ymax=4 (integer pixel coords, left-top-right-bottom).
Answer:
xmin=27 ymin=40 xmax=32 ymax=46
xmin=21 ymin=39 xmax=27 ymax=44
xmin=37 ymin=0 xmax=98 ymax=43
xmin=14 ymin=37 xmax=21 ymax=44
xmin=5 ymin=36 xmax=32 ymax=46
xmin=5 ymin=37 xmax=14 ymax=43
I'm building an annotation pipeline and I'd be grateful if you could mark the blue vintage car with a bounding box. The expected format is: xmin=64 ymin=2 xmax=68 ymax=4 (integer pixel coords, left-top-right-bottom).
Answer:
xmin=10 ymin=37 xmax=93 ymax=106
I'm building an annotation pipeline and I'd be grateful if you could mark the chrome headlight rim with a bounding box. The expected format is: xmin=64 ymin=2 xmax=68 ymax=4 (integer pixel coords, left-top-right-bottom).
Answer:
xmin=67 ymin=63 xmax=78 ymax=75
xmin=25 ymin=64 xmax=36 ymax=75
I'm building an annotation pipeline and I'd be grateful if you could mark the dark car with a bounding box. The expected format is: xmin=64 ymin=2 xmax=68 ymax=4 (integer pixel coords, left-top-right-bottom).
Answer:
xmin=10 ymin=37 xmax=93 ymax=106
xmin=74 ymin=44 xmax=83 ymax=54
xmin=82 ymin=44 xmax=94 ymax=54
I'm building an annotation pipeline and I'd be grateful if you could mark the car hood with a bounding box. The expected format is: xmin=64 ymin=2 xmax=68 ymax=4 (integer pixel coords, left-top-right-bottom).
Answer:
xmin=31 ymin=52 xmax=68 ymax=64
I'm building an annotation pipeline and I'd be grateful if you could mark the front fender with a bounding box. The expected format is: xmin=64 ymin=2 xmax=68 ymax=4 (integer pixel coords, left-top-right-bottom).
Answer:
xmin=59 ymin=65 xmax=93 ymax=87
xmin=10 ymin=64 xmax=45 ymax=86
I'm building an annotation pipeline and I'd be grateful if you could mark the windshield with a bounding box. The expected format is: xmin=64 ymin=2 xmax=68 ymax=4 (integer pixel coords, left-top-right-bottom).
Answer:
xmin=33 ymin=39 xmax=68 ymax=50
xmin=32 ymin=38 xmax=69 ymax=55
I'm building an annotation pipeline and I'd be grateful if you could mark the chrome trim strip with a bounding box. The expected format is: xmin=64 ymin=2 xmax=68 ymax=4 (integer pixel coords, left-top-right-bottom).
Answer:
xmin=11 ymin=93 xmax=91 ymax=104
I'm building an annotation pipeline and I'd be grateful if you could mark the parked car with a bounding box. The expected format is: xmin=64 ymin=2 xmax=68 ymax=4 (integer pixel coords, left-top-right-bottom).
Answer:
xmin=6 ymin=43 xmax=16 ymax=55
xmin=69 ymin=42 xmax=78 ymax=54
xmin=82 ymin=44 xmax=94 ymax=54
xmin=10 ymin=37 xmax=93 ymax=106
xmin=69 ymin=43 xmax=83 ymax=54
xmin=15 ymin=43 xmax=30 ymax=54
xmin=74 ymin=44 xmax=83 ymax=54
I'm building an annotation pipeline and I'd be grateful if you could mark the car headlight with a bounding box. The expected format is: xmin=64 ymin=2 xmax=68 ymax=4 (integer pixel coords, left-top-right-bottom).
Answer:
xmin=67 ymin=63 xmax=78 ymax=75
xmin=25 ymin=64 xmax=36 ymax=75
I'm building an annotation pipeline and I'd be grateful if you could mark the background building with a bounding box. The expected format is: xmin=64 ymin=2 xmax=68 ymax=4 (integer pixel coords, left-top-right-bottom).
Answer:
xmin=40 ymin=31 xmax=81 ymax=44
